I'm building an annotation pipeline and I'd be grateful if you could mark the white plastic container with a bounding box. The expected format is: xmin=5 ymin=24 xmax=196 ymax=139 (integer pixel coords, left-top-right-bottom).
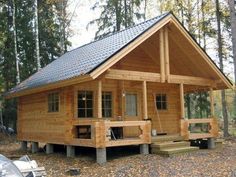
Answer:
xmin=151 ymin=129 xmax=157 ymax=136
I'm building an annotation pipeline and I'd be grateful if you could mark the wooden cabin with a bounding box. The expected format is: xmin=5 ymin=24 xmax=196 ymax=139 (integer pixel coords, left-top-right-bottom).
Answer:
xmin=6 ymin=12 xmax=233 ymax=164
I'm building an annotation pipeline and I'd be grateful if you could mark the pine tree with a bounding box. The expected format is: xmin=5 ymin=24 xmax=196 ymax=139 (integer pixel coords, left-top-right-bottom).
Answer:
xmin=216 ymin=0 xmax=229 ymax=137
xmin=88 ymin=0 xmax=145 ymax=39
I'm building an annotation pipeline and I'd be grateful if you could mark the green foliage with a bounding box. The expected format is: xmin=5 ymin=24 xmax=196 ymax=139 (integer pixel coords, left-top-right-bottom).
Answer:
xmin=0 ymin=0 xmax=71 ymax=130
xmin=88 ymin=0 xmax=145 ymax=39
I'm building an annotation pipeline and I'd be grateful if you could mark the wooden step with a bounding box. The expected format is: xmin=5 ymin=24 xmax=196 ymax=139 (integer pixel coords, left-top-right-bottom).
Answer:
xmin=151 ymin=141 xmax=190 ymax=150
xmin=152 ymin=134 xmax=184 ymax=143
xmin=152 ymin=146 xmax=199 ymax=156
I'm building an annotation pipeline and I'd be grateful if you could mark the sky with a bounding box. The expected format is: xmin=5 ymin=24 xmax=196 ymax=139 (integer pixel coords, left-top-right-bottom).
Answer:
xmin=68 ymin=0 xmax=100 ymax=50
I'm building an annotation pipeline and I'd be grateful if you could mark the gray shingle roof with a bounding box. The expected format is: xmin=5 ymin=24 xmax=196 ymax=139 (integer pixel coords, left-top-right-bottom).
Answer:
xmin=8 ymin=13 xmax=169 ymax=95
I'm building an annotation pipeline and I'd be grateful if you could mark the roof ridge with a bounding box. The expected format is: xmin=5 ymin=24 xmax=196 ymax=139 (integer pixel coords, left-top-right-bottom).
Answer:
xmin=68 ymin=12 xmax=171 ymax=54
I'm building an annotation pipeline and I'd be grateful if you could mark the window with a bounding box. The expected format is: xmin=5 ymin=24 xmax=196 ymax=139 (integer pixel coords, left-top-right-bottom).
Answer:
xmin=156 ymin=94 xmax=167 ymax=110
xmin=125 ymin=93 xmax=138 ymax=116
xmin=102 ymin=92 xmax=112 ymax=117
xmin=78 ymin=91 xmax=93 ymax=118
xmin=48 ymin=92 xmax=59 ymax=112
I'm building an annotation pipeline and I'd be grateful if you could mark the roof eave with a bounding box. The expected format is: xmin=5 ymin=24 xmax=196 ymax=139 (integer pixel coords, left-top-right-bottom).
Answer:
xmin=5 ymin=74 xmax=92 ymax=99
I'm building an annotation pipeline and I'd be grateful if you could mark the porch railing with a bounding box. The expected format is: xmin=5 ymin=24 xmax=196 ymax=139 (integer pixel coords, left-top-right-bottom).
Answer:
xmin=180 ymin=118 xmax=219 ymax=140
xmin=66 ymin=119 xmax=151 ymax=148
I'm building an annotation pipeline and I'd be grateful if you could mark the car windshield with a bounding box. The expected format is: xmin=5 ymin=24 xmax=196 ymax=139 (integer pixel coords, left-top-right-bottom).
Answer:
xmin=0 ymin=154 xmax=23 ymax=177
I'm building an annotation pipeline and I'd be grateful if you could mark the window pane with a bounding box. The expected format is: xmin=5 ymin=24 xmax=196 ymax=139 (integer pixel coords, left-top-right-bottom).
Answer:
xmin=78 ymin=100 xmax=85 ymax=108
xmin=162 ymin=102 xmax=167 ymax=110
xmin=87 ymin=99 xmax=93 ymax=108
xmin=102 ymin=92 xmax=112 ymax=118
xmin=105 ymin=93 xmax=112 ymax=100
xmin=55 ymin=102 xmax=59 ymax=111
xmin=156 ymin=94 xmax=167 ymax=110
xmin=104 ymin=100 xmax=112 ymax=109
xmin=103 ymin=109 xmax=112 ymax=117
xmin=87 ymin=109 xmax=93 ymax=117
xmin=48 ymin=92 xmax=59 ymax=112
xmin=77 ymin=91 xmax=94 ymax=118
xmin=78 ymin=109 xmax=85 ymax=117
xmin=156 ymin=95 xmax=162 ymax=102
xmin=78 ymin=91 xmax=85 ymax=99
xmin=162 ymin=95 xmax=166 ymax=101
xmin=86 ymin=91 xmax=93 ymax=100
xmin=156 ymin=101 xmax=162 ymax=110
xmin=126 ymin=94 xmax=137 ymax=116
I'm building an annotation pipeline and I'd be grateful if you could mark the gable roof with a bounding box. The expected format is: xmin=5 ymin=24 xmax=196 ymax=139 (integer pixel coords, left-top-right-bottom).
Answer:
xmin=6 ymin=12 xmax=233 ymax=98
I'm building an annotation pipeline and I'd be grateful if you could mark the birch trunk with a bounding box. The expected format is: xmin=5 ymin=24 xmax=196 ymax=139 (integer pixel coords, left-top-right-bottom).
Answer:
xmin=34 ymin=0 xmax=40 ymax=70
xmin=216 ymin=0 xmax=229 ymax=137
xmin=13 ymin=0 xmax=20 ymax=84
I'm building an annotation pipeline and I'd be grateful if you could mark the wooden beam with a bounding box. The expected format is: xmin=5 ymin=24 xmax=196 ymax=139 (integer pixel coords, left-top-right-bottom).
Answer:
xmin=142 ymin=81 xmax=148 ymax=119
xmin=210 ymin=88 xmax=215 ymax=117
xmin=105 ymin=69 xmax=161 ymax=82
xmin=169 ymin=74 xmax=215 ymax=86
xmin=97 ymin=80 xmax=102 ymax=118
xmin=180 ymin=83 xmax=185 ymax=119
xmin=164 ymin=27 xmax=170 ymax=82
xmin=160 ymin=28 xmax=165 ymax=83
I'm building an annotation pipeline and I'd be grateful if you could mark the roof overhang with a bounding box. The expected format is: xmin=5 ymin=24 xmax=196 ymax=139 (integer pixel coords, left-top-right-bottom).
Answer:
xmin=5 ymin=75 xmax=92 ymax=99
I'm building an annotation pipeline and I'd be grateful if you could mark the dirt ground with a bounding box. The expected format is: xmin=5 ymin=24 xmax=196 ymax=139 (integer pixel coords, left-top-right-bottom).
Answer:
xmin=1 ymin=136 xmax=236 ymax=177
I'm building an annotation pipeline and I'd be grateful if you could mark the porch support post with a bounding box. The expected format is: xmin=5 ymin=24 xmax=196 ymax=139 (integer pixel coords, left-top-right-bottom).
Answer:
xmin=97 ymin=80 xmax=102 ymax=118
xmin=96 ymin=148 xmax=107 ymax=165
xmin=207 ymin=138 xmax=216 ymax=149
xmin=46 ymin=143 xmax=54 ymax=154
xmin=210 ymin=88 xmax=215 ymax=117
xmin=140 ymin=144 xmax=149 ymax=154
xmin=160 ymin=28 xmax=165 ymax=83
xmin=31 ymin=142 xmax=39 ymax=153
xmin=67 ymin=145 xmax=75 ymax=157
xmin=142 ymin=81 xmax=148 ymax=120
xmin=180 ymin=83 xmax=185 ymax=119
xmin=164 ymin=27 xmax=170 ymax=82
xmin=20 ymin=141 xmax=27 ymax=151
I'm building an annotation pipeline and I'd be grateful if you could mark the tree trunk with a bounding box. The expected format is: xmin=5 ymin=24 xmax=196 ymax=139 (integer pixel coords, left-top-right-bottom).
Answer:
xmin=201 ymin=0 xmax=206 ymax=50
xmin=34 ymin=0 xmax=40 ymax=70
xmin=12 ymin=0 xmax=20 ymax=84
xmin=216 ymin=0 xmax=229 ymax=137
xmin=228 ymin=0 xmax=236 ymax=120
xmin=144 ymin=0 xmax=147 ymax=21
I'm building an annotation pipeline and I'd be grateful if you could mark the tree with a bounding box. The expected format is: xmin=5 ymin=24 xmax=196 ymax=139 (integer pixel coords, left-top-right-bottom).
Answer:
xmin=0 ymin=0 xmax=72 ymax=130
xmin=216 ymin=0 xmax=230 ymax=137
xmin=228 ymin=0 xmax=236 ymax=120
xmin=12 ymin=0 xmax=20 ymax=84
xmin=34 ymin=0 xmax=41 ymax=70
xmin=88 ymin=0 xmax=145 ymax=39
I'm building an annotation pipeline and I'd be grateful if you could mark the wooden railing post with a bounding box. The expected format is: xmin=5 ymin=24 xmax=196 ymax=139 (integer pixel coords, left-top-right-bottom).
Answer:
xmin=142 ymin=81 xmax=148 ymax=120
xmin=180 ymin=83 xmax=185 ymax=119
xmin=97 ymin=80 xmax=102 ymax=119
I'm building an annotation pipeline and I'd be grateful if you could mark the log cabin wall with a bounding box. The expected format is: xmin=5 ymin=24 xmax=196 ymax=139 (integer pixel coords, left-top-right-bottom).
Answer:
xmin=17 ymin=78 xmax=181 ymax=144
xmin=17 ymin=86 xmax=74 ymax=144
